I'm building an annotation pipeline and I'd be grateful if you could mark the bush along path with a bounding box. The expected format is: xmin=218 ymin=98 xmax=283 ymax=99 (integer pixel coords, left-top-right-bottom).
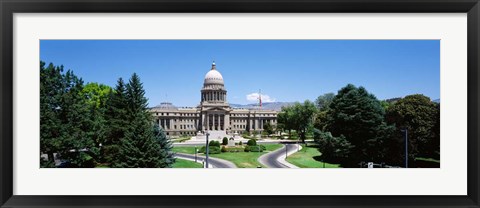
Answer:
xmin=258 ymin=143 xmax=302 ymax=168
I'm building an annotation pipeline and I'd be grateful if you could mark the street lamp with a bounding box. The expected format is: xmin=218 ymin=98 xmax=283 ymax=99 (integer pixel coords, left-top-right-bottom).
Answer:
xmin=401 ymin=129 xmax=408 ymax=168
xmin=194 ymin=146 xmax=197 ymax=163
xmin=205 ymin=131 xmax=210 ymax=168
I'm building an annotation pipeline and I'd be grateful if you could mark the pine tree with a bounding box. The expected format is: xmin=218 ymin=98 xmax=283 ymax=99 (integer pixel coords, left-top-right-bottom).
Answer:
xmin=113 ymin=73 xmax=167 ymax=168
xmin=325 ymin=84 xmax=395 ymax=167
xmin=103 ymin=78 xmax=129 ymax=165
xmin=153 ymin=124 xmax=176 ymax=168
xmin=40 ymin=62 xmax=63 ymax=167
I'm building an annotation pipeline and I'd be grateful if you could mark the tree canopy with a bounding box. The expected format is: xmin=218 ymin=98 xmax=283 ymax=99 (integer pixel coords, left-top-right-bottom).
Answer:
xmin=40 ymin=62 xmax=175 ymax=168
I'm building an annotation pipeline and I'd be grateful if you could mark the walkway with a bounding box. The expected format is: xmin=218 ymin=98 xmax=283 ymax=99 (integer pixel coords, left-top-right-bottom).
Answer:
xmin=174 ymin=153 xmax=237 ymax=168
xmin=258 ymin=143 xmax=301 ymax=168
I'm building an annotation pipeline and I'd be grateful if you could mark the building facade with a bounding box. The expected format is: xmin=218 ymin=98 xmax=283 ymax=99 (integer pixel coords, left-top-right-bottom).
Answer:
xmin=150 ymin=62 xmax=278 ymax=137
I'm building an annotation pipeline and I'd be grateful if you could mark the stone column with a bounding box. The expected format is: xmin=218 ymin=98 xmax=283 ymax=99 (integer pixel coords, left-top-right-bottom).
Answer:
xmin=201 ymin=113 xmax=205 ymax=131
xmin=212 ymin=114 xmax=215 ymax=130
xmin=206 ymin=113 xmax=209 ymax=131
xmin=224 ymin=114 xmax=230 ymax=132
xmin=218 ymin=114 xmax=221 ymax=130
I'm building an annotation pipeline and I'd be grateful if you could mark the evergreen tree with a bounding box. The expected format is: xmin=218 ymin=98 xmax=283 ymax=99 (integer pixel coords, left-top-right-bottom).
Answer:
xmin=113 ymin=73 xmax=167 ymax=168
xmin=154 ymin=124 xmax=176 ymax=168
xmin=314 ymin=129 xmax=353 ymax=164
xmin=40 ymin=61 xmax=95 ymax=167
xmin=325 ymin=84 xmax=395 ymax=167
xmin=103 ymin=78 xmax=129 ymax=165
xmin=40 ymin=62 xmax=63 ymax=167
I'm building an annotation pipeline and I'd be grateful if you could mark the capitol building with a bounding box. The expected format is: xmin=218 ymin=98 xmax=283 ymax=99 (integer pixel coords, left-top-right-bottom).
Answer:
xmin=150 ymin=62 xmax=278 ymax=139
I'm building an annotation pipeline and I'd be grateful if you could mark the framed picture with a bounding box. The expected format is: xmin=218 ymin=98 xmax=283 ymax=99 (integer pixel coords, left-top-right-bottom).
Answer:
xmin=1 ymin=0 xmax=479 ymax=207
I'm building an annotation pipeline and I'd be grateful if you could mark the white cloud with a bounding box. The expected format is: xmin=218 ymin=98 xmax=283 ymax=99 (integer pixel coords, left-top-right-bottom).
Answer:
xmin=246 ymin=93 xmax=276 ymax=103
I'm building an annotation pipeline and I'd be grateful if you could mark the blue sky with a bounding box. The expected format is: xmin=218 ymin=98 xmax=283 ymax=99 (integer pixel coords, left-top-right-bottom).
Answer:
xmin=40 ymin=40 xmax=440 ymax=107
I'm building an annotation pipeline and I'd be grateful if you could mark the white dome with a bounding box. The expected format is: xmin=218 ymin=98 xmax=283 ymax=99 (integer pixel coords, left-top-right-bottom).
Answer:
xmin=204 ymin=63 xmax=224 ymax=85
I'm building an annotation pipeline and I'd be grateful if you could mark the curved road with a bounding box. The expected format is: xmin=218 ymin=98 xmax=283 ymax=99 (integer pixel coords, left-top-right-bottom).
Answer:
xmin=175 ymin=153 xmax=237 ymax=168
xmin=258 ymin=143 xmax=300 ymax=168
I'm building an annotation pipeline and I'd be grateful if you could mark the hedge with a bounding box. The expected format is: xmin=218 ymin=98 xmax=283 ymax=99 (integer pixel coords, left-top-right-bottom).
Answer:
xmin=199 ymin=146 xmax=221 ymax=154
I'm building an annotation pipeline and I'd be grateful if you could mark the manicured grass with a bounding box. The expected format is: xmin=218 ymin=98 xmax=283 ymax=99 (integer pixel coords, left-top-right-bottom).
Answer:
xmin=209 ymin=144 xmax=283 ymax=168
xmin=172 ymin=158 xmax=203 ymax=168
xmin=209 ymin=152 xmax=265 ymax=168
xmin=263 ymin=143 xmax=283 ymax=151
xmin=172 ymin=146 xmax=202 ymax=154
xmin=172 ymin=144 xmax=283 ymax=168
xmin=286 ymin=145 xmax=341 ymax=168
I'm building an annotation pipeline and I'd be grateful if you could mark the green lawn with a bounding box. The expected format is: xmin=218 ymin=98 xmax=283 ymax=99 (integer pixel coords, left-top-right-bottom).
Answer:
xmin=172 ymin=144 xmax=283 ymax=168
xmin=209 ymin=144 xmax=283 ymax=168
xmin=263 ymin=143 xmax=283 ymax=151
xmin=172 ymin=158 xmax=203 ymax=168
xmin=172 ymin=146 xmax=201 ymax=154
xmin=286 ymin=145 xmax=341 ymax=168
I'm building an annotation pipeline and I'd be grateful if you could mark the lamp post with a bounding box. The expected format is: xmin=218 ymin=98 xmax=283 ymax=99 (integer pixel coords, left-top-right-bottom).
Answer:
xmin=194 ymin=146 xmax=197 ymax=163
xmin=401 ymin=129 xmax=408 ymax=168
xmin=285 ymin=143 xmax=288 ymax=159
xmin=205 ymin=132 xmax=210 ymax=168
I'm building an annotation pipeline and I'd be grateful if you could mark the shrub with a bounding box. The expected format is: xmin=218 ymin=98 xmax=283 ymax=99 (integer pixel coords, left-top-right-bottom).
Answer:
xmin=209 ymin=140 xmax=220 ymax=147
xmin=221 ymin=146 xmax=227 ymax=152
xmin=244 ymin=145 xmax=263 ymax=152
xmin=239 ymin=141 xmax=243 ymax=146
xmin=247 ymin=139 xmax=257 ymax=146
xmin=222 ymin=137 xmax=228 ymax=145
xmin=225 ymin=147 xmax=244 ymax=152
xmin=246 ymin=145 xmax=263 ymax=152
xmin=199 ymin=146 xmax=221 ymax=154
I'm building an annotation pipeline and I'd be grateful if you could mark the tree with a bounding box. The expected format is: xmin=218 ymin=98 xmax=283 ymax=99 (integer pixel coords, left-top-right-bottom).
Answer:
xmin=386 ymin=94 xmax=440 ymax=160
xmin=82 ymin=82 xmax=112 ymax=108
xmin=153 ymin=124 xmax=176 ymax=168
xmin=325 ymin=84 xmax=395 ymax=167
xmin=82 ymin=83 xmax=113 ymax=163
xmin=314 ymin=129 xmax=353 ymax=164
xmin=113 ymin=73 xmax=166 ymax=168
xmin=277 ymin=105 xmax=295 ymax=138
xmin=263 ymin=122 xmax=274 ymax=135
xmin=293 ymin=100 xmax=317 ymax=142
xmin=40 ymin=61 xmax=95 ymax=167
xmin=277 ymin=101 xmax=317 ymax=142
xmin=315 ymin=93 xmax=335 ymax=110
xmin=102 ymin=78 xmax=129 ymax=165
xmin=40 ymin=61 xmax=64 ymax=167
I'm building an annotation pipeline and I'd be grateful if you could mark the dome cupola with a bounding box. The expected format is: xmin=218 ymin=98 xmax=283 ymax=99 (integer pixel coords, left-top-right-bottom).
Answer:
xmin=204 ymin=62 xmax=224 ymax=85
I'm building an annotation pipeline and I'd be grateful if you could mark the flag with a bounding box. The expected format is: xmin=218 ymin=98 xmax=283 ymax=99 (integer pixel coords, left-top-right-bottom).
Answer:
xmin=259 ymin=89 xmax=262 ymax=108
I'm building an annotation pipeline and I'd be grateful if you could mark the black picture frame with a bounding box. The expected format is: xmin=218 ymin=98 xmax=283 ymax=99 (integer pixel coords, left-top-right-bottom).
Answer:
xmin=1 ymin=0 xmax=479 ymax=207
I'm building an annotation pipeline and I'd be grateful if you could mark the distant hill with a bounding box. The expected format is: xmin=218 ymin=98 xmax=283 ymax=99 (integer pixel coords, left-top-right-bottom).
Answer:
xmin=230 ymin=102 xmax=294 ymax=111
